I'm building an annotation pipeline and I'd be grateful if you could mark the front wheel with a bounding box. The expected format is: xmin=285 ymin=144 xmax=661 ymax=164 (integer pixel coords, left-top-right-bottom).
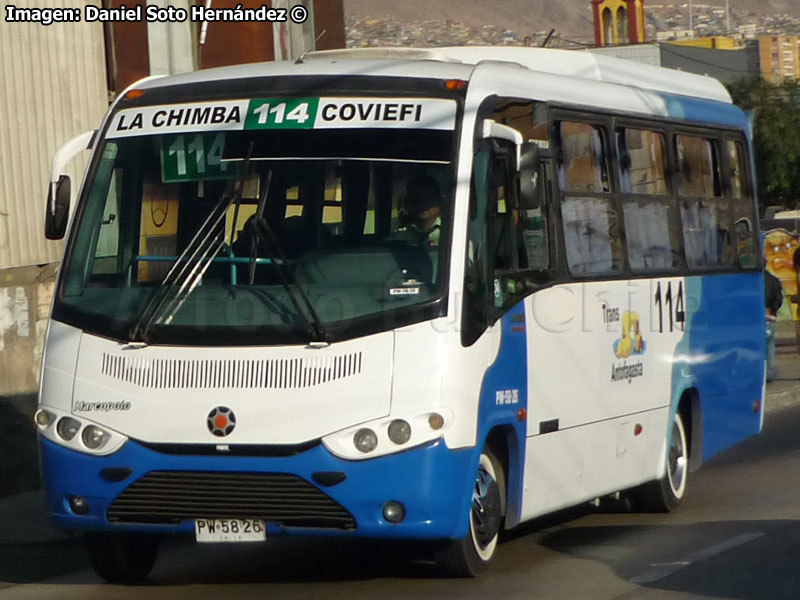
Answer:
xmin=435 ymin=449 xmax=505 ymax=577
xmin=637 ymin=410 xmax=689 ymax=512
xmin=84 ymin=532 xmax=160 ymax=584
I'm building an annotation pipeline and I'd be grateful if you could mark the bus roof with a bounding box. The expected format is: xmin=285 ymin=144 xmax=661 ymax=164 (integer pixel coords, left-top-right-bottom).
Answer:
xmin=305 ymin=47 xmax=732 ymax=105
xmin=130 ymin=46 xmax=730 ymax=107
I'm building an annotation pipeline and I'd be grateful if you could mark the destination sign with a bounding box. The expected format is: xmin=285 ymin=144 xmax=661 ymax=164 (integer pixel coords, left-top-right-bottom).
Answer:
xmin=107 ymin=97 xmax=457 ymax=138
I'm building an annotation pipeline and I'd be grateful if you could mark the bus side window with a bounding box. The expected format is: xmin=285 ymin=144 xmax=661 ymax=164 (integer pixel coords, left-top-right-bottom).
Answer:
xmin=617 ymin=127 xmax=680 ymax=273
xmin=556 ymin=121 xmax=623 ymax=276
xmin=557 ymin=122 xmax=610 ymax=194
xmin=728 ymin=140 xmax=758 ymax=268
xmin=676 ymin=135 xmax=733 ymax=269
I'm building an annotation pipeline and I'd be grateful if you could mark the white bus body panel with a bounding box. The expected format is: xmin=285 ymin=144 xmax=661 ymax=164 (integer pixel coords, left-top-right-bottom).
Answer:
xmin=66 ymin=331 xmax=394 ymax=445
xmin=520 ymin=278 xmax=686 ymax=520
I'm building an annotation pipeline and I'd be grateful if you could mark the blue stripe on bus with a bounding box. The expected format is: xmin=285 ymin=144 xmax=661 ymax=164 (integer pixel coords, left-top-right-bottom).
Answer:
xmin=671 ymin=273 xmax=764 ymax=463
xmin=39 ymin=436 xmax=475 ymax=539
xmin=476 ymin=302 xmax=529 ymax=527
xmin=660 ymin=93 xmax=750 ymax=131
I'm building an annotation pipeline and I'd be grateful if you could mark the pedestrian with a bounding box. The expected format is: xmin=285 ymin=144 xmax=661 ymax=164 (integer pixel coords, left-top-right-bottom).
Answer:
xmin=765 ymin=262 xmax=783 ymax=381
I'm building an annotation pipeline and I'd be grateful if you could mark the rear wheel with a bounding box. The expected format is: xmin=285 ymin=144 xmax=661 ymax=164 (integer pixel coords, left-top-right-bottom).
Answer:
xmin=84 ymin=532 xmax=160 ymax=584
xmin=436 ymin=449 xmax=504 ymax=577
xmin=637 ymin=411 xmax=689 ymax=512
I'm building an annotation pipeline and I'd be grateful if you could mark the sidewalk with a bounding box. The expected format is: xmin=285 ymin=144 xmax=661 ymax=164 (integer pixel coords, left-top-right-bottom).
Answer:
xmin=2 ymin=350 xmax=800 ymax=547
xmin=768 ymin=328 xmax=800 ymax=411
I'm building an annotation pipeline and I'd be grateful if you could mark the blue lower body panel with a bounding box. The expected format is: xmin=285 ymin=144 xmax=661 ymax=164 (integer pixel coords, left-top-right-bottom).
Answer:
xmin=39 ymin=437 xmax=475 ymax=540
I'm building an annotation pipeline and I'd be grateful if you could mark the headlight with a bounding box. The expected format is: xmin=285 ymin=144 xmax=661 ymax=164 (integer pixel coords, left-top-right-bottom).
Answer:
xmin=82 ymin=425 xmax=111 ymax=450
xmin=35 ymin=409 xmax=55 ymax=428
xmin=387 ymin=419 xmax=412 ymax=445
xmin=353 ymin=428 xmax=378 ymax=453
xmin=323 ymin=408 xmax=453 ymax=461
xmin=56 ymin=417 xmax=81 ymax=441
xmin=37 ymin=406 xmax=127 ymax=456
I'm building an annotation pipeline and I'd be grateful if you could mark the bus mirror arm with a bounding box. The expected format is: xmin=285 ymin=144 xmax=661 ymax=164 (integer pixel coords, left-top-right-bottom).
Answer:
xmin=45 ymin=130 xmax=94 ymax=240
xmin=482 ymin=119 xmax=523 ymax=164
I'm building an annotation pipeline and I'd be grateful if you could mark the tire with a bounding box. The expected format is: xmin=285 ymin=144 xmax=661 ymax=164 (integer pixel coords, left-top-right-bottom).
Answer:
xmin=436 ymin=449 xmax=505 ymax=577
xmin=637 ymin=410 xmax=689 ymax=512
xmin=84 ymin=532 xmax=160 ymax=584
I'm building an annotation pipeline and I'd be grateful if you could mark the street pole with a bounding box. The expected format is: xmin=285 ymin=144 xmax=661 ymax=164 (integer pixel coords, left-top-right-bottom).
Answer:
xmin=726 ymin=0 xmax=731 ymax=34
xmin=689 ymin=0 xmax=693 ymax=37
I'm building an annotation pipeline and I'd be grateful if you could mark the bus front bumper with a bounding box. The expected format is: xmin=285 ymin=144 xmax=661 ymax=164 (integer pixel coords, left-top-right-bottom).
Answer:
xmin=39 ymin=436 xmax=475 ymax=540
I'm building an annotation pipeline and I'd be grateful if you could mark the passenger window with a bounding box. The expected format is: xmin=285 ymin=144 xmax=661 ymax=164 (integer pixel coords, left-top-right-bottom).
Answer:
xmin=676 ymin=135 xmax=722 ymax=198
xmin=623 ymin=200 xmax=681 ymax=272
xmin=676 ymin=135 xmax=732 ymax=269
xmin=728 ymin=140 xmax=758 ymax=268
xmin=561 ymin=197 xmax=623 ymax=276
xmin=617 ymin=128 xmax=678 ymax=272
xmin=617 ymin=128 xmax=668 ymax=195
xmin=557 ymin=122 xmax=610 ymax=193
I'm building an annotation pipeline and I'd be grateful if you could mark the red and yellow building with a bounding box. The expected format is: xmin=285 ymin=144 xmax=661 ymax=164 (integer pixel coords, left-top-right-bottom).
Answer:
xmin=592 ymin=0 xmax=646 ymax=46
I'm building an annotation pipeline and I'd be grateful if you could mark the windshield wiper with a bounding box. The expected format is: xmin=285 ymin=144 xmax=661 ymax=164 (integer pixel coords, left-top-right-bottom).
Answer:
xmin=129 ymin=146 xmax=253 ymax=343
xmin=246 ymin=176 xmax=329 ymax=344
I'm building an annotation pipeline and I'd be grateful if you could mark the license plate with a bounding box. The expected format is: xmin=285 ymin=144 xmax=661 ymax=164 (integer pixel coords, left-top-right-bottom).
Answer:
xmin=194 ymin=519 xmax=266 ymax=543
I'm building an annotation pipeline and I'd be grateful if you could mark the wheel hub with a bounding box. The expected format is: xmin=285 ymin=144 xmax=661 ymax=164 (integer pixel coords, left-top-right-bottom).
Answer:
xmin=472 ymin=475 xmax=501 ymax=549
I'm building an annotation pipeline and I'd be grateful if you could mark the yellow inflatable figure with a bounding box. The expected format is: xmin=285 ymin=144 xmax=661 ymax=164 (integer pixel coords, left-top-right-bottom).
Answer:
xmin=616 ymin=311 xmax=643 ymax=359
xmin=763 ymin=229 xmax=800 ymax=319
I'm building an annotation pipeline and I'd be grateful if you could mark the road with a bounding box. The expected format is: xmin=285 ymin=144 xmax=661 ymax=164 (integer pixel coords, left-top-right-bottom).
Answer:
xmin=3 ymin=401 xmax=800 ymax=599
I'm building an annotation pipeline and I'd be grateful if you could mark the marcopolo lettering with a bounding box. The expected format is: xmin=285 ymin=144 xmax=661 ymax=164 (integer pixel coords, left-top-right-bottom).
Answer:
xmin=321 ymin=102 xmax=424 ymax=123
xmin=74 ymin=400 xmax=132 ymax=412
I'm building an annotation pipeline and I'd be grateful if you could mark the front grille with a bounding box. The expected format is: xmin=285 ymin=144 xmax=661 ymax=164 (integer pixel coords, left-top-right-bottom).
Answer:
xmin=107 ymin=471 xmax=356 ymax=530
xmin=101 ymin=352 xmax=363 ymax=389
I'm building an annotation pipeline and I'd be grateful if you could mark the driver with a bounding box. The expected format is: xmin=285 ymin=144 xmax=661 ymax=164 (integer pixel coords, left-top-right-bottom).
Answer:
xmin=397 ymin=175 xmax=442 ymax=247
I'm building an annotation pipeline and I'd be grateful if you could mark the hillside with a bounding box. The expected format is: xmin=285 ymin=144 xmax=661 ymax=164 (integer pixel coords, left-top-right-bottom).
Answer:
xmin=344 ymin=0 xmax=800 ymax=43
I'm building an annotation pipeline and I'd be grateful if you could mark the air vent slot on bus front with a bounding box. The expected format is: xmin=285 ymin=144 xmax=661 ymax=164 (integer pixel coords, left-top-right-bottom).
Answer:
xmin=100 ymin=352 xmax=362 ymax=389
xmin=107 ymin=471 xmax=356 ymax=529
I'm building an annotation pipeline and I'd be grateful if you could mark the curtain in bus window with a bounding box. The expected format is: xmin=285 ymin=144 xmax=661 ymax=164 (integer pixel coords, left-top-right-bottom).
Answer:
xmin=680 ymin=200 xmax=731 ymax=268
xmin=623 ymin=201 xmax=677 ymax=272
xmin=676 ymin=135 xmax=721 ymax=198
xmin=561 ymin=197 xmax=622 ymax=275
xmin=618 ymin=129 xmax=668 ymax=196
xmin=558 ymin=122 xmax=610 ymax=194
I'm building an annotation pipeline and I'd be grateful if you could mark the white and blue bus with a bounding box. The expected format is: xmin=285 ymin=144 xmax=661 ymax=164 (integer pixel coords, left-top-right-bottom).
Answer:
xmin=37 ymin=47 xmax=764 ymax=581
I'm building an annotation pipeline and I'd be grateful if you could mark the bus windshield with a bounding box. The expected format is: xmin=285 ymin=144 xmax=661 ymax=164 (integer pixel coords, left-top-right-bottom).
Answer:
xmin=57 ymin=124 xmax=456 ymax=345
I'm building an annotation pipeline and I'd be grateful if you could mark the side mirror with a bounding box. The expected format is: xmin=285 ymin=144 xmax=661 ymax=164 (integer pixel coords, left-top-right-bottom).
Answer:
xmin=519 ymin=142 xmax=541 ymax=209
xmin=44 ymin=130 xmax=94 ymax=240
xmin=45 ymin=176 xmax=71 ymax=240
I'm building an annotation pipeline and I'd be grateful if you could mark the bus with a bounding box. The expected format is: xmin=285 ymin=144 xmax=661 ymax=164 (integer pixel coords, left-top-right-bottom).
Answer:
xmin=36 ymin=47 xmax=765 ymax=582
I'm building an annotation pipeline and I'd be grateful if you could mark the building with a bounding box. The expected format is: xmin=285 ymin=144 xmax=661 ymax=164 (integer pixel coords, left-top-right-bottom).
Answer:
xmin=107 ymin=0 xmax=345 ymax=93
xmin=592 ymin=0 xmax=646 ymax=46
xmin=669 ymin=36 xmax=737 ymax=50
xmin=758 ymin=35 xmax=800 ymax=83
xmin=588 ymin=40 xmax=759 ymax=86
